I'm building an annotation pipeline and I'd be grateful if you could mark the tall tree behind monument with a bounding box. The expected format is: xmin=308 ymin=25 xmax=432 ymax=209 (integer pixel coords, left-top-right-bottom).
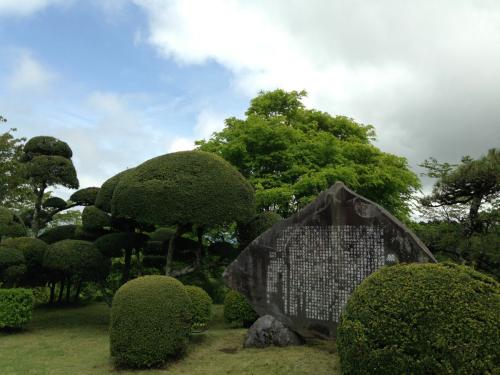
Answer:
xmin=197 ymin=89 xmax=420 ymax=220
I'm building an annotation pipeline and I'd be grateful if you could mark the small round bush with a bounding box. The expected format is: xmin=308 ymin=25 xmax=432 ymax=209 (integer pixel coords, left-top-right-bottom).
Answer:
xmin=185 ymin=285 xmax=212 ymax=331
xmin=94 ymin=232 xmax=148 ymax=258
xmin=337 ymin=263 xmax=500 ymax=375
xmin=110 ymin=275 xmax=192 ymax=368
xmin=42 ymin=197 xmax=67 ymax=209
xmin=2 ymin=237 xmax=47 ymax=273
xmin=70 ymin=187 xmax=100 ymax=206
xmin=38 ymin=224 xmax=77 ymax=244
xmin=0 ymin=288 xmax=34 ymax=329
xmin=223 ymin=290 xmax=258 ymax=328
xmin=82 ymin=206 xmax=111 ymax=231
xmin=23 ymin=136 xmax=72 ymax=159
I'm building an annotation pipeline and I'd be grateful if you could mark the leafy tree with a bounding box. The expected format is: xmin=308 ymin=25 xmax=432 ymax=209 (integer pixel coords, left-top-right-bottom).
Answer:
xmin=417 ymin=149 xmax=500 ymax=279
xmin=0 ymin=116 xmax=32 ymax=208
xmin=20 ymin=136 xmax=80 ymax=236
xmin=0 ymin=206 xmax=27 ymax=239
xmin=102 ymin=151 xmax=255 ymax=276
xmin=197 ymin=89 xmax=420 ymax=220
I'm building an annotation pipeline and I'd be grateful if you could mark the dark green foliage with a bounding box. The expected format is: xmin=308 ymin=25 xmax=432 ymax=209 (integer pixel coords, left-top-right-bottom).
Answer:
xmin=94 ymin=232 xmax=148 ymax=258
xmin=73 ymin=225 xmax=105 ymax=242
xmin=38 ymin=224 xmax=77 ymax=244
xmin=24 ymin=155 xmax=78 ymax=189
xmin=148 ymin=227 xmax=175 ymax=242
xmin=178 ymin=271 xmax=228 ymax=304
xmin=142 ymin=255 xmax=165 ymax=269
xmin=95 ymin=169 xmax=133 ymax=213
xmin=143 ymin=240 xmax=163 ymax=255
xmin=43 ymin=197 xmax=67 ymax=209
xmin=237 ymin=211 xmax=282 ymax=249
xmin=0 ymin=207 xmax=27 ymax=238
xmin=337 ymin=263 xmax=500 ymax=375
xmin=43 ymin=240 xmax=82 ymax=277
xmin=0 ymin=246 xmax=26 ymax=285
xmin=110 ymin=275 xmax=192 ymax=368
xmin=223 ymin=290 xmax=258 ymax=328
xmin=111 ymin=151 xmax=255 ymax=227
xmin=2 ymin=237 xmax=47 ymax=284
xmin=69 ymin=187 xmax=100 ymax=206
xmin=185 ymin=285 xmax=212 ymax=331
xmin=22 ymin=136 xmax=72 ymax=159
xmin=0 ymin=288 xmax=34 ymax=329
xmin=208 ymin=241 xmax=238 ymax=260
xmin=81 ymin=206 xmax=111 ymax=231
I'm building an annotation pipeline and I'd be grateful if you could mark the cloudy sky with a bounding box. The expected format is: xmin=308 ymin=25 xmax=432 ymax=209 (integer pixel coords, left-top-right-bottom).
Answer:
xmin=1 ymin=0 xmax=499 ymax=197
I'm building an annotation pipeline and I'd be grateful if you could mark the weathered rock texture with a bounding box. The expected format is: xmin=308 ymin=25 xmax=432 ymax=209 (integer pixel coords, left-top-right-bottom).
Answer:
xmin=224 ymin=182 xmax=436 ymax=339
xmin=244 ymin=315 xmax=303 ymax=348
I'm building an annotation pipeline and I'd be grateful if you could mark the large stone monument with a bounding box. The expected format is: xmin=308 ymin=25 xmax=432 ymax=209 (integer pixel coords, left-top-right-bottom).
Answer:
xmin=224 ymin=182 xmax=436 ymax=339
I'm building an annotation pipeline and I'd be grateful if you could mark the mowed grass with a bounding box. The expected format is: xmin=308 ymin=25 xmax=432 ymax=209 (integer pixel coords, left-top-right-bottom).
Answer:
xmin=0 ymin=303 xmax=341 ymax=375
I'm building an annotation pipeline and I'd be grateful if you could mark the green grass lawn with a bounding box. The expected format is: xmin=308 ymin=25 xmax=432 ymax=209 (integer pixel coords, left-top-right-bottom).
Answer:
xmin=0 ymin=303 xmax=341 ymax=375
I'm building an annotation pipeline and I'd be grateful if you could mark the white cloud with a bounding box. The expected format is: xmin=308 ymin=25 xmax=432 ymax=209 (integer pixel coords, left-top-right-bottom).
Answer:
xmin=167 ymin=137 xmax=195 ymax=153
xmin=194 ymin=109 xmax=226 ymax=140
xmin=7 ymin=51 xmax=56 ymax=92
xmin=134 ymin=0 xmax=500 ymax=173
xmin=0 ymin=0 xmax=69 ymax=16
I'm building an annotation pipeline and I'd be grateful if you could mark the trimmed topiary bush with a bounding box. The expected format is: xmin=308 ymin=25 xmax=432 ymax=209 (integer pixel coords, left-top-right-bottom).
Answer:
xmin=0 ymin=288 xmax=34 ymax=329
xmin=70 ymin=187 xmax=100 ymax=206
xmin=22 ymin=136 xmax=72 ymax=159
xmin=185 ymin=285 xmax=212 ymax=331
xmin=337 ymin=263 xmax=500 ymax=375
xmin=0 ymin=246 xmax=26 ymax=286
xmin=38 ymin=224 xmax=77 ymax=244
xmin=223 ymin=289 xmax=258 ymax=328
xmin=95 ymin=169 xmax=134 ymax=213
xmin=110 ymin=275 xmax=192 ymax=368
xmin=82 ymin=206 xmax=111 ymax=231
xmin=2 ymin=237 xmax=47 ymax=278
xmin=42 ymin=197 xmax=67 ymax=209
xmin=94 ymin=232 xmax=148 ymax=258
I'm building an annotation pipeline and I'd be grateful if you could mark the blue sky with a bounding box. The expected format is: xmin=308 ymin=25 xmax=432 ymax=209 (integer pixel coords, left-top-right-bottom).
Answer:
xmin=1 ymin=0 xmax=499 ymax=196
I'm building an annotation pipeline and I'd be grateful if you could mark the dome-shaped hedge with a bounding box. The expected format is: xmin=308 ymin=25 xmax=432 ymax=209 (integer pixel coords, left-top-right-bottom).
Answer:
xmin=337 ymin=263 xmax=500 ymax=375
xmin=94 ymin=232 xmax=148 ymax=258
xmin=42 ymin=197 xmax=67 ymax=209
xmin=24 ymin=155 xmax=78 ymax=189
xmin=95 ymin=169 xmax=134 ymax=213
xmin=38 ymin=224 xmax=77 ymax=244
xmin=2 ymin=237 xmax=47 ymax=282
xmin=23 ymin=136 xmax=73 ymax=159
xmin=70 ymin=187 xmax=100 ymax=206
xmin=110 ymin=151 xmax=255 ymax=227
xmin=223 ymin=290 xmax=258 ymax=328
xmin=110 ymin=275 xmax=192 ymax=368
xmin=185 ymin=285 xmax=212 ymax=331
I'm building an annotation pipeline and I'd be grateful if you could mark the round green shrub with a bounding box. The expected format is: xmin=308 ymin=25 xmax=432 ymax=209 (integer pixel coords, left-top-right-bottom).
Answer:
xmin=110 ymin=151 xmax=255 ymax=227
xmin=24 ymin=155 xmax=78 ymax=189
xmin=95 ymin=169 xmax=134 ymax=213
xmin=237 ymin=211 xmax=282 ymax=249
xmin=185 ymin=285 xmax=212 ymax=331
xmin=0 ymin=207 xmax=27 ymax=238
xmin=148 ymin=227 xmax=175 ymax=242
xmin=70 ymin=187 xmax=100 ymax=206
xmin=38 ymin=224 xmax=77 ymax=244
xmin=0 ymin=288 xmax=34 ymax=329
xmin=42 ymin=197 xmax=67 ymax=209
xmin=82 ymin=206 xmax=111 ymax=231
xmin=23 ymin=136 xmax=72 ymax=159
xmin=223 ymin=290 xmax=258 ymax=328
xmin=337 ymin=263 xmax=500 ymax=375
xmin=110 ymin=275 xmax=192 ymax=368
xmin=0 ymin=246 xmax=25 ymax=269
xmin=2 ymin=237 xmax=47 ymax=272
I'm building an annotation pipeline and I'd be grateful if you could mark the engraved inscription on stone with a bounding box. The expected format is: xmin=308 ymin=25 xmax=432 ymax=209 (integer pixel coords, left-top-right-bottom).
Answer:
xmin=266 ymin=225 xmax=384 ymax=323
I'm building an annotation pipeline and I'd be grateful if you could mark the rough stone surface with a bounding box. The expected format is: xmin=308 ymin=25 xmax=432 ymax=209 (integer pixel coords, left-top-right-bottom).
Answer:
xmin=224 ymin=182 xmax=436 ymax=339
xmin=244 ymin=315 xmax=303 ymax=348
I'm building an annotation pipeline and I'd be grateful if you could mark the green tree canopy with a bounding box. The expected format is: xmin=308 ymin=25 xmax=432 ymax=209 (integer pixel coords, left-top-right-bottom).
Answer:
xmin=197 ymin=89 xmax=420 ymax=220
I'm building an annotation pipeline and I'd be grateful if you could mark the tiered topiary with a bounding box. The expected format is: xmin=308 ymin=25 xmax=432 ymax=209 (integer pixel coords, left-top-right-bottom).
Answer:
xmin=185 ymin=285 xmax=212 ymax=331
xmin=223 ymin=289 xmax=258 ymax=328
xmin=0 ymin=288 xmax=34 ymax=329
xmin=110 ymin=275 xmax=192 ymax=368
xmin=337 ymin=263 xmax=500 ymax=375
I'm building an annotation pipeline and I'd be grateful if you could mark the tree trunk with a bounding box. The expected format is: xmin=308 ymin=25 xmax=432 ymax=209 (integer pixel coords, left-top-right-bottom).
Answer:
xmin=468 ymin=195 xmax=483 ymax=234
xmin=31 ymin=185 xmax=46 ymax=237
xmin=195 ymin=227 xmax=204 ymax=267
xmin=74 ymin=281 xmax=82 ymax=303
xmin=65 ymin=278 xmax=71 ymax=303
xmin=57 ymin=280 xmax=65 ymax=304
xmin=121 ymin=249 xmax=132 ymax=284
xmin=165 ymin=226 xmax=181 ymax=276
xmin=49 ymin=282 xmax=55 ymax=304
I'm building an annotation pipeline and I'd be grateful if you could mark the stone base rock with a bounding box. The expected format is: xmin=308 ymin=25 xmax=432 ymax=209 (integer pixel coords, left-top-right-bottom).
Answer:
xmin=244 ymin=315 xmax=303 ymax=348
